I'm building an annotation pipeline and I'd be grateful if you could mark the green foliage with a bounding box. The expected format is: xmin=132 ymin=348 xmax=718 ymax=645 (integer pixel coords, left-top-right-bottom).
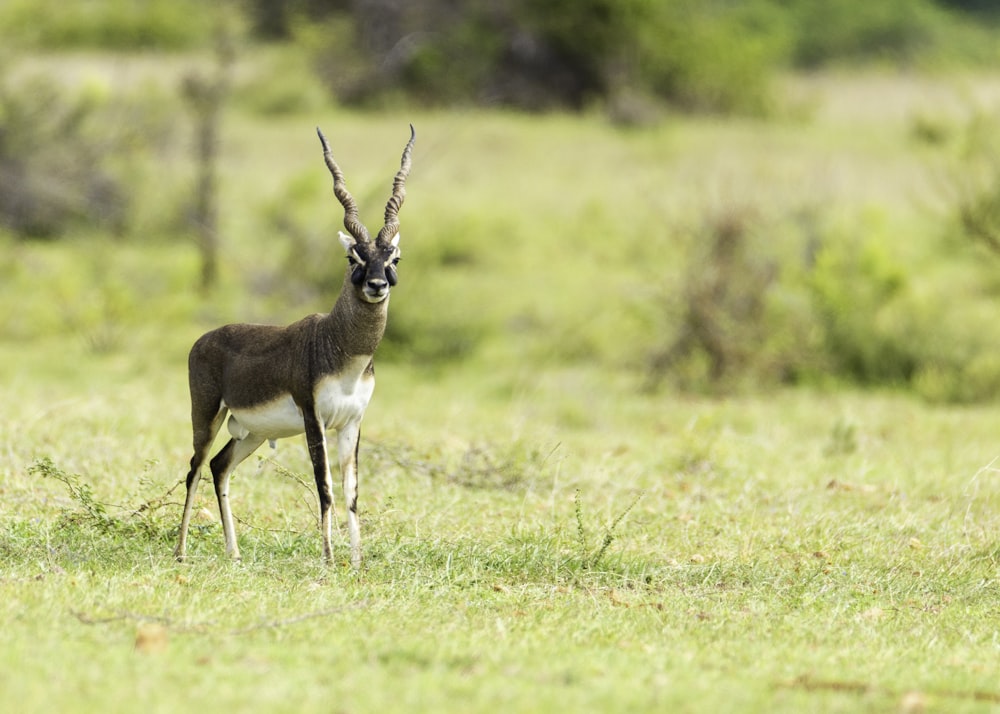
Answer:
xmin=807 ymin=216 xmax=912 ymax=384
xmin=516 ymin=0 xmax=646 ymax=107
xmin=648 ymin=205 xmax=781 ymax=391
xmin=26 ymin=456 xmax=174 ymax=543
xmin=902 ymin=291 xmax=1000 ymax=404
xmin=786 ymin=0 xmax=1000 ymax=69
xmin=287 ymin=0 xmax=999 ymax=113
xmin=895 ymin=106 xmax=1000 ymax=402
xmin=257 ymin=169 xmax=339 ymax=306
xmin=4 ymin=0 xmax=998 ymax=116
xmin=914 ymin=354 xmax=1000 ymax=404
xmin=0 ymin=236 xmax=203 ymax=353
xmin=643 ymin=192 xmax=1000 ymax=401
xmin=635 ymin=1 xmax=785 ymax=115
xmin=950 ymin=108 xmax=1000 ymax=256
xmin=299 ymin=0 xmax=781 ymax=114
xmin=397 ymin=14 xmax=508 ymax=107
xmin=0 ymin=0 xmax=215 ymax=50
xmin=0 ymin=71 xmax=124 ymax=238
xmin=0 ymin=62 xmax=177 ymax=241
xmin=292 ymin=14 xmax=375 ymax=105
xmin=790 ymin=0 xmax=940 ymax=68
xmin=233 ymin=48 xmax=330 ymax=116
xmin=28 ymin=457 xmax=115 ymax=531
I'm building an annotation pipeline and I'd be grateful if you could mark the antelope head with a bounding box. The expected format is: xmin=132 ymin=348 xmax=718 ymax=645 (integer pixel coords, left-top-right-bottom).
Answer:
xmin=316 ymin=125 xmax=415 ymax=304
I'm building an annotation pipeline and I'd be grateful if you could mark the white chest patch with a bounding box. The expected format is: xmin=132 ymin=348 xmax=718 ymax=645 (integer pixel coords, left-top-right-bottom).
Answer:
xmin=226 ymin=355 xmax=375 ymax=441
xmin=314 ymin=357 xmax=376 ymax=430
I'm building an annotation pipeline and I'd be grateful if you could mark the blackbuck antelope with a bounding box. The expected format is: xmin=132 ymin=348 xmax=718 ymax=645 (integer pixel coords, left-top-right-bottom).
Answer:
xmin=175 ymin=125 xmax=415 ymax=568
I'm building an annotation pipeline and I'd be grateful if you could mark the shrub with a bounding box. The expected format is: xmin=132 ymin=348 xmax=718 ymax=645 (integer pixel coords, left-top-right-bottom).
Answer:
xmin=646 ymin=204 xmax=781 ymax=392
xmin=233 ymin=49 xmax=330 ymax=116
xmin=0 ymin=0 xmax=215 ymax=50
xmin=0 ymin=72 xmax=127 ymax=239
xmin=948 ymin=108 xmax=1000 ymax=257
xmin=635 ymin=1 xmax=785 ymax=115
xmin=787 ymin=0 xmax=1000 ymax=69
xmin=302 ymin=0 xmax=779 ymax=115
xmin=806 ymin=215 xmax=915 ymax=385
xmin=0 ymin=64 xmax=176 ymax=241
xmin=254 ymin=0 xmax=995 ymax=114
xmin=790 ymin=0 xmax=937 ymax=68
xmin=643 ymin=201 xmax=1000 ymax=402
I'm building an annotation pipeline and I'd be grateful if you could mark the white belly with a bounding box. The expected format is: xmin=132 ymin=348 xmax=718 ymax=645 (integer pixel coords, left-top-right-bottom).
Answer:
xmin=227 ymin=394 xmax=304 ymax=440
xmin=226 ymin=356 xmax=375 ymax=441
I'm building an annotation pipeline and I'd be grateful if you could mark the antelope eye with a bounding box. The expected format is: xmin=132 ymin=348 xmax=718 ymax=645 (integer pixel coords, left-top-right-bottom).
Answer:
xmin=391 ymin=257 xmax=400 ymax=266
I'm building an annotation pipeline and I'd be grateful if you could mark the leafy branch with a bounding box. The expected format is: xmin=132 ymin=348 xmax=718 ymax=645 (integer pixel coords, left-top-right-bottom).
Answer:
xmin=28 ymin=456 xmax=177 ymax=537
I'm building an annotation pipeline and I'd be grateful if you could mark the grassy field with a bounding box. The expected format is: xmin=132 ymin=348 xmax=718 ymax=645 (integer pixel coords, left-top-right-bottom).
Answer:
xmin=3 ymin=58 xmax=1000 ymax=712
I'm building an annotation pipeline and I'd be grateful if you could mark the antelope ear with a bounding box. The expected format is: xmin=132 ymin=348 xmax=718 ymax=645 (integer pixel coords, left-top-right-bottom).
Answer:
xmin=390 ymin=232 xmax=401 ymax=248
xmin=338 ymin=231 xmax=357 ymax=253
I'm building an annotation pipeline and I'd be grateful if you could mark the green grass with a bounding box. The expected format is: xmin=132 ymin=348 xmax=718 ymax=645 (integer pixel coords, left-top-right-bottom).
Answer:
xmin=4 ymin=53 xmax=1000 ymax=712
xmin=4 ymin=339 xmax=1000 ymax=712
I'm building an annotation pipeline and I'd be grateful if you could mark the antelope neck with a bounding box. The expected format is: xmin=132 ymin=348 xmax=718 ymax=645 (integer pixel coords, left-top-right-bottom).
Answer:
xmin=322 ymin=278 xmax=388 ymax=358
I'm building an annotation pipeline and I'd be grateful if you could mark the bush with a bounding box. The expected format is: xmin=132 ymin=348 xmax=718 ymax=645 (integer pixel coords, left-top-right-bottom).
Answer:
xmin=788 ymin=0 xmax=1000 ymax=69
xmin=0 ymin=73 xmax=127 ymax=239
xmin=913 ymin=348 xmax=1000 ymax=405
xmin=233 ymin=49 xmax=330 ymax=116
xmin=0 ymin=64 xmax=178 ymax=241
xmin=636 ymin=1 xmax=785 ymax=115
xmin=294 ymin=0 xmax=994 ymax=114
xmin=907 ymin=106 xmax=1000 ymax=402
xmin=0 ymin=0 xmax=215 ymax=50
xmin=806 ymin=214 xmax=914 ymax=385
xmin=642 ymin=197 xmax=1000 ymax=402
xmin=647 ymin=204 xmax=782 ymax=392
xmin=948 ymin=108 xmax=1000 ymax=257
xmin=302 ymin=0 xmax=780 ymax=115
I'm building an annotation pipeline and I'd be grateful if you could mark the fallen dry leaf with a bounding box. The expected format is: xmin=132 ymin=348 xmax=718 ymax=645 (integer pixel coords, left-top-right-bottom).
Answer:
xmin=134 ymin=623 xmax=169 ymax=654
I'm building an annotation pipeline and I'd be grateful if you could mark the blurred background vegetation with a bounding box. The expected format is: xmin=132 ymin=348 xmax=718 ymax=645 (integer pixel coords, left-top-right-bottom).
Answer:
xmin=3 ymin=0 xmax=1000 ymax=403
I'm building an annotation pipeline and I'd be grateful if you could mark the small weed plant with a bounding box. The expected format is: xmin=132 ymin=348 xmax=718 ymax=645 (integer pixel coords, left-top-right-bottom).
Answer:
xmin=573 ymin=489 xmax=643 ymax=572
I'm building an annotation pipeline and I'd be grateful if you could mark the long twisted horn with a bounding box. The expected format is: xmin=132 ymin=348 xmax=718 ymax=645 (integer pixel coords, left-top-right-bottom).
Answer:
xmin=316 ymin=127 xmax=370 ymax=243
xmin=376 ymin=124 xmax=416 ymax=247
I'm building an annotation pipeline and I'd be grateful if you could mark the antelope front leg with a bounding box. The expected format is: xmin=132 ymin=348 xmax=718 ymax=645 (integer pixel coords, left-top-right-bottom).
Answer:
xmin=304 ymin=412 xmax=335 ymax=563
xmin=337 ymin=423 xmax=362 ymax=569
